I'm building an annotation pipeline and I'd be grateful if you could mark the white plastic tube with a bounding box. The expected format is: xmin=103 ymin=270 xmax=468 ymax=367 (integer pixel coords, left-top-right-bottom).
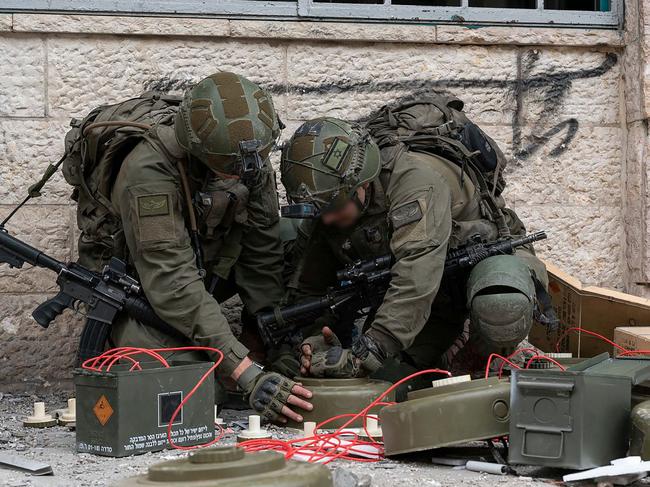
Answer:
xmin=465 ymin=461 xmax=508 ymax=475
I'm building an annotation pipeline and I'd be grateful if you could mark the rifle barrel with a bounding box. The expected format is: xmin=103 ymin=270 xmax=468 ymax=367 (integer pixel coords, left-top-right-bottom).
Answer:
xmin=0 ymin=227 xmax=65 ymax=272
xmin=517 ymin=231 xmax=547 ymax=246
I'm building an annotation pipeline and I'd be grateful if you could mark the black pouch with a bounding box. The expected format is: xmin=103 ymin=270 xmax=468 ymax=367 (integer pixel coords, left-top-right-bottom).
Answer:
xmin=460 ymin=121 xmax=499 ymax=172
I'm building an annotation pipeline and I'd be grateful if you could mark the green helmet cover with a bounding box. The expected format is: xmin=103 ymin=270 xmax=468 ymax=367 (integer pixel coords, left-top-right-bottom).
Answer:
xmin=467 ymin=255 xmax=535 ymax=351
xmin=280 ymin=117 xmax=381 ymax=212
xmin=175 ymin=72 xmax=281 ymax=175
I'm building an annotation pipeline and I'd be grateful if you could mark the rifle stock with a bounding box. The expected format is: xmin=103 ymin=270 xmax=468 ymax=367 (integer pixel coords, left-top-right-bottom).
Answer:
xmin=0 ymin=226 xmax=185 ymax=362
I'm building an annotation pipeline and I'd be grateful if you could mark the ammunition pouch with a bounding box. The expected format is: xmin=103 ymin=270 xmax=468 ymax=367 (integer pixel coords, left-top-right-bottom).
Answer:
xmin=466 ymin=255 xmax=535 ymax=352
xmin=195 ymin=180 xmax=249 ymax=238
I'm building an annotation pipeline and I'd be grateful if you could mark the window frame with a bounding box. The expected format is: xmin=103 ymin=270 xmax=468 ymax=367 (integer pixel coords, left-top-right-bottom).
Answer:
xmin=0 ymin=0 xmax=623 ymax=28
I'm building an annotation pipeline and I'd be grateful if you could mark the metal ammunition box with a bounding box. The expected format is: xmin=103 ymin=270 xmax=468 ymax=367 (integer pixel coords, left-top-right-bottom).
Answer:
xmin=285 ymin=377 xmax=393 ymax=430
xmin=115 ymin=446 xmax=333 ymax=486
xmin=509 ymin=353 xmax=650 ymax=470
xmin=380 ymin=377 xmax=511 ymax=456
xmin=74 ymin=361 xmax=214 ymax=457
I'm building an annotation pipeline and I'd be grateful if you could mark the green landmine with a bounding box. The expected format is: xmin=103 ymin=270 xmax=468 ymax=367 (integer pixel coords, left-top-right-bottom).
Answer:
xmin=23 ymin=419 xmax=58 ymax=428
xmin=284 ymin=377 xmax=394 ymax=430
xmin=23 ymin=402 xmax=58 ymax=428
xmin=380 ymin=376 xmax=510 ymax=456
xmin=630 ymin=400 xmax=650 ymax=460
xmin=115 ymin=446 xmax=333 ymax=487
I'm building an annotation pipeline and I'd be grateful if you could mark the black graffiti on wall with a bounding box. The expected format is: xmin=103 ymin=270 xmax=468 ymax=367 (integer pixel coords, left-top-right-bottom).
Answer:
xmin=144 ymin=51 xmax=618 ymax=161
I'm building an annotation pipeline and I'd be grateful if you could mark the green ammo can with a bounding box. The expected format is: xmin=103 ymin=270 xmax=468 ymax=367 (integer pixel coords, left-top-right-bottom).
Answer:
xmin=380 ymin=376 xmax=511 ymax=456
xmin=74 ymin=361 xmax=215 ymax=457
xmin=509 ymin=353 xmax=650 ymax=470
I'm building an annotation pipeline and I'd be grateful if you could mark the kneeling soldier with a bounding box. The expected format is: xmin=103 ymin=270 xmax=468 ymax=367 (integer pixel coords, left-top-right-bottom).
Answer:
xmin=279 ymin=98 xmax=553 ymax=383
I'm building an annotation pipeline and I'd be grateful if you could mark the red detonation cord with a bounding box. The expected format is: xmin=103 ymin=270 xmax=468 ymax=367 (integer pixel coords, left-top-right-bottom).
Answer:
xmin=82 ymin=346 xmax=226 ymax=450
xmin=78 ymin=326 xmax=633 ymax=461
xmin=237 ymin=368 xmax=451 ymax=464
xmin=555 ymin=326 xmax=627 ymax=353
xmin=487 ymin=326 xmax=643 ymax=379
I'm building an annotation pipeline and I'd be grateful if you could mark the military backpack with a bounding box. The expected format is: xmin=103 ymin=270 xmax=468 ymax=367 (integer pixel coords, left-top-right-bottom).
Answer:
xmin=61 ymin=93 xmax=182 ymax=270
xmin=365 ymin=95 xmax=511 ymax=237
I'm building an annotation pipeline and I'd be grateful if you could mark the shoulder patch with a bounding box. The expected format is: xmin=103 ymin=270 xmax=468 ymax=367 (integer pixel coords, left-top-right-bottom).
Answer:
xmin=138 ymin=194 xmax=170 ymax=217
xmin=389 ymin=200 xmax=423 ymax=230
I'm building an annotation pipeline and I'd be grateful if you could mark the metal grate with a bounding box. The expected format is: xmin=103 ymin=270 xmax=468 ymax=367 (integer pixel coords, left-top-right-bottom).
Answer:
xmin=0 ymin=0 xmax=622 ymax=28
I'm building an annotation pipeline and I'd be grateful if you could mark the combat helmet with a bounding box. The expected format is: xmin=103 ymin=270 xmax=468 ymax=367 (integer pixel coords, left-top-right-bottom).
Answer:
xmin=280 ymin=117 xmax=381 ymax=217
xmin=175 ymin=72 xmax=281 ymax=178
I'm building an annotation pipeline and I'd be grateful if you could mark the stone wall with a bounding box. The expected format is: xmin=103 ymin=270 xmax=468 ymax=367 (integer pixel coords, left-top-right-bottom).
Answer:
xmin=0 ymin=9 xmax=639 ymax=389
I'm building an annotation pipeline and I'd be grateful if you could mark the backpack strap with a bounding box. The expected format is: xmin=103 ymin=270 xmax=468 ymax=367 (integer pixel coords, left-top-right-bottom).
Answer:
xmin=394 ymin=133 xmax=511 ymax=239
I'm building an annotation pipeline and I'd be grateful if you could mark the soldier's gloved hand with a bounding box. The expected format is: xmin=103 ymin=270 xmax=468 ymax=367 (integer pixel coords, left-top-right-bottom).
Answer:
xmin=309 ymin=334 xmax=386 ymax=379
xmin=299 ymin=326 xmax=341 ymax=375
xmin=237 ymin=362 xmax=313 ymax=424
xmin=267 ymin=344 xmax=301 ymax=378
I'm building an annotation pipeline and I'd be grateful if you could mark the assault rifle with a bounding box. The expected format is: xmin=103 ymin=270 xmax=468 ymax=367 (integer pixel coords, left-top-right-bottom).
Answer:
xmin=0 ymin=226 xmax=185 ymax=362
xmin=257 ymin=231 xmax=547 ymax=347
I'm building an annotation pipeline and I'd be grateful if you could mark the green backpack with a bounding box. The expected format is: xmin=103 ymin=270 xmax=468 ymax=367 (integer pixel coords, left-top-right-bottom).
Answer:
xmin=365 ymin=95 xmax=511 ymax=236
xmin=61 ymin=92 xmax=182 ymax=270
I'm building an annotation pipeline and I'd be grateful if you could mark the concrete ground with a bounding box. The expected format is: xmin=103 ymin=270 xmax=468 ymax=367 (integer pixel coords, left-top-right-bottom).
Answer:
xmin=0 ymin=392 xmax=638 ymax=487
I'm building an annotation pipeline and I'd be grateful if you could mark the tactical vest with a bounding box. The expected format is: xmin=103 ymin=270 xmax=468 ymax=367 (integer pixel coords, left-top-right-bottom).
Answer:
xmin=191 ymin=164 xmax=278 ymax=283
xmin=317 ymin=181 xmax=392 ymax=265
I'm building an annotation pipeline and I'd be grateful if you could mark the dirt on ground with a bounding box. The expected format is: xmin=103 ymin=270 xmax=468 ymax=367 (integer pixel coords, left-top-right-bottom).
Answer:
xmin=0 ymin=392 xmax=637 ymax=487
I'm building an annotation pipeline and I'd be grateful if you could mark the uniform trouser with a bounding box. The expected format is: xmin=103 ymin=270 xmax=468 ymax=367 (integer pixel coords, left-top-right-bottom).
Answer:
xmin=371 ymin=249 xmax=548 ymax=397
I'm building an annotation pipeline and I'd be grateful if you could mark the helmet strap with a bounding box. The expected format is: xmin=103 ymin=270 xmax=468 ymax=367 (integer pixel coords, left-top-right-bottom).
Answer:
xmin=351 ymin=185 xmax=370 ymax=215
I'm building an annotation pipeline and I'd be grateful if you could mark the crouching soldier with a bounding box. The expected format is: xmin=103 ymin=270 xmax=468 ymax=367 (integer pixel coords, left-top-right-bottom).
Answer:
xmin=278 ymin=98 xmax=553 ymax=385
xmin=65 ymin=72 xmax=311 ymax=422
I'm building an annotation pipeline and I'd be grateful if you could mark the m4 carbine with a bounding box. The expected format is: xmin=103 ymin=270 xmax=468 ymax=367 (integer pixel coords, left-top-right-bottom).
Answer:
xmin=257 ymin=231 xmax=547 ymax=348
xmin=0 ymin=226 xmax=184 ymax=362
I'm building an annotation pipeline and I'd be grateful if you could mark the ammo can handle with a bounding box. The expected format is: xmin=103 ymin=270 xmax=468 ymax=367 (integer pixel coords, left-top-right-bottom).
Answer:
xmin=520 ymin=430 xmax=565 ymax=459
xmin=515 ymin=380 xmax=575 ymax=393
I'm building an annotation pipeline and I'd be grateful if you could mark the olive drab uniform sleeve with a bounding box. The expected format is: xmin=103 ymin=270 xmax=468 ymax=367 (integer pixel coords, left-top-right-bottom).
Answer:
xmin=234 ymin=168 xmax=285 ymax=314
xmin=111 ymin=141 xmax=249 ymax=376
xmin=365 ymin=154 xmax=454 ymax=356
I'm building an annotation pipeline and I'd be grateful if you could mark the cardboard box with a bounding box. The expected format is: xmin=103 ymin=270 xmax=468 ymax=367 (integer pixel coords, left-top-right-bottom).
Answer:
xmin=529 ymin=260 xmax=650 ymax=357
xmin=614 ymin=327 xmax=650 ymax=353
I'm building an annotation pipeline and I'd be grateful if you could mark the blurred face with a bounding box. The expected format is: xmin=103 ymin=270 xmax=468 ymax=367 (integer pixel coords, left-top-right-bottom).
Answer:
xmin=321 ymin=186 xmax=366 ymax=228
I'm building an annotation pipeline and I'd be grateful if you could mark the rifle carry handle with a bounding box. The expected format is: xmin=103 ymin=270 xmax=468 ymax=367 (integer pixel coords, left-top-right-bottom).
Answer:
xmin=32 ymin=291 xmax=73 ymax=328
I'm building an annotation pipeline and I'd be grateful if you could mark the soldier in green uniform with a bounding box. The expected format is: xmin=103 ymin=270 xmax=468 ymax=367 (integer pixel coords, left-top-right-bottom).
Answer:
xmin=279 ymin=98 xmax=551 ymax=381
xmin=77 ymin=73 xmax=312 ymax=423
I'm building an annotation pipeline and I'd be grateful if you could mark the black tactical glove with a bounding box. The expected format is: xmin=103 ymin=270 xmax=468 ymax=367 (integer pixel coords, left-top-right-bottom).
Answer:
xmin=309 ymin=334 xmax=386 ymax=378
xmin=237 ymin=364 xmax=312 ymax=423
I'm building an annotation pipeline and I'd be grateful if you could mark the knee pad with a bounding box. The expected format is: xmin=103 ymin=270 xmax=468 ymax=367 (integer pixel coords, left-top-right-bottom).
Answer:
xmin=467 ymin=255 xmax=535 ymax=351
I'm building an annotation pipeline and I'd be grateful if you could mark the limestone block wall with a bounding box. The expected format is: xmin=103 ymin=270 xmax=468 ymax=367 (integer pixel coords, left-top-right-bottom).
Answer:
xmin=0 ymin=11 xmax=636 ymax=389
